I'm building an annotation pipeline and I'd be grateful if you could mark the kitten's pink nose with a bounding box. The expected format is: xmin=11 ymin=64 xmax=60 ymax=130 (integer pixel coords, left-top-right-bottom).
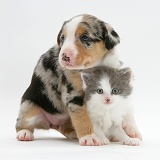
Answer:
xmin=105 ymin=97 xmax=111 ymax=104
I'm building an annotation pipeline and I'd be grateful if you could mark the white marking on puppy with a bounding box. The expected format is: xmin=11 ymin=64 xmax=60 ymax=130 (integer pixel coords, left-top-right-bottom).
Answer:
xmin=101 ymin=51 xmax=122 ymax=69
xmin=17 ymin=129 xmax=34 ymax=141
xmin=65 ymin=15 xmax=83 ymax=43
xmin=59 ymin=15 xmax=83 ymax=67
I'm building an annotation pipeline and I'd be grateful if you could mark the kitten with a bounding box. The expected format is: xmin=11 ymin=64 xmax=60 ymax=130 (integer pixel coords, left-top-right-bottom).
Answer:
xmin=81 ymin=66 xmax=142 ymax=146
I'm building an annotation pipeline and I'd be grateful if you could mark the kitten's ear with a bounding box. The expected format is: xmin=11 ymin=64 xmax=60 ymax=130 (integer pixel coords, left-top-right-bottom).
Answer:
xmin=80 ymin=73 xmax=91 ymax=89
xmin=121 ymin=68 xmax=133 ymax=82
xmin=103 ymin=23 xmax=120 ymax=50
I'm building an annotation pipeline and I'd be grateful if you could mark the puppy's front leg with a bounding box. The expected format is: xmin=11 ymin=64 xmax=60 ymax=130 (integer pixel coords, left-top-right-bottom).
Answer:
xmin=123 ymin=112 xmax=142 ymax=141
xmin=66 ymin=72 xmax=101 ymax=146
xmin=68 ymin=106 xmax=102 ymax=146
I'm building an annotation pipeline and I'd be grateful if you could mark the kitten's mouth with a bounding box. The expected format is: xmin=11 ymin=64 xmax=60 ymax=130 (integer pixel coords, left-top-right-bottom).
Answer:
xmin=105 ymin=99 xmax=112 ymax=105
xmin=104 ymin=102 xmax=112 ymax=107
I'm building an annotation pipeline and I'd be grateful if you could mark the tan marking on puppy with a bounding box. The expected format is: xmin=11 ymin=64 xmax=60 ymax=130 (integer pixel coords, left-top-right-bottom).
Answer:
xmin=26 ymin=107 xmax=50 ymax=130
xmin=65 ymin=69 xmax=93 ymax=139
xmin=62 ymin=27 xmax=67 ymax=40
xmin=69 ymin=106 xmax=93 ymax=139
xmin=76 ymin=25 xmax=85 ymax=36
xmin=75 ymin=41 xmax=106 ymax=68
xmin=67 ymin=71 xmax=83 ymax=92
xmin=35 ymin=120 xmax=50 ymax=130
xmin=16 ymin=119 xmax=34 ymax=133
xmin=16 ymin=125 xmax=34 ymax=133
xmin=16 ymin=102 xmax=48 ymax=132
xmin=25 ymin=105 xmax=42 ymax=119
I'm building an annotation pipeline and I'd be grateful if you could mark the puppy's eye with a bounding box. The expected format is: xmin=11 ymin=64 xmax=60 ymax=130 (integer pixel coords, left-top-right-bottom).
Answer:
xmin=60 ymin=35 xmax=64 ymax=43
xmin=80 ymin=34 xmax=91 ymax=42
xmin=97 ymin=89 xmax=103 ymax=94
xmin=112 ymin=88 xmax=119 ymax=95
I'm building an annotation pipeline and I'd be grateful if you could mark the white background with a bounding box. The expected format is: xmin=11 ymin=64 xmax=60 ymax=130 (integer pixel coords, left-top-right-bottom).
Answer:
xmin=1 ymin=0 xmax=160 ymax=159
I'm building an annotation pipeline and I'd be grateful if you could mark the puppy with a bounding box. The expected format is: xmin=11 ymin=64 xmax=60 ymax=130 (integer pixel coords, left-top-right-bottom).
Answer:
xmin=16 ymin=14 xmax=141 ymax=145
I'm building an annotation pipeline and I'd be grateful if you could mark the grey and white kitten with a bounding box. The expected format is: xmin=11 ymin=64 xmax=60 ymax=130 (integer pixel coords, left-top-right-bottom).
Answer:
xmin=81 ymin=66 xmax=142 ymax=145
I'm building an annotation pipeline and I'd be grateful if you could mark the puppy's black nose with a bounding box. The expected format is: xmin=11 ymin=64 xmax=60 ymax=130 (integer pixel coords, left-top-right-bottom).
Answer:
xmin=62 ymin=53 xmax=70 ymax=62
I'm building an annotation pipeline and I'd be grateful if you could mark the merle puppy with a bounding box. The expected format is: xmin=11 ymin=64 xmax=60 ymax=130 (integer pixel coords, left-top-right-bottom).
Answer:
xmin=16 ymin=14 xmax=141 ymax=145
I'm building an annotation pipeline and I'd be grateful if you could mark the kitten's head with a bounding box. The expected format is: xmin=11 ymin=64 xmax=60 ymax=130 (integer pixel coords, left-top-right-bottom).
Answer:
xmin=81 ymin=66 xmax=133 ymax=108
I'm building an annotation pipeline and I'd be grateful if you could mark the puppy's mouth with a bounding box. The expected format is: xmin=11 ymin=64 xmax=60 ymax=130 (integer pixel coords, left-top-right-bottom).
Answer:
xmin=60 ymin=59 xmax=99 ymax=70
xmin=61 ymin=63 xmax=84 ymax=70
xmin=59 ymin=59 xmax=79 ymax=69
xmin=62 ymin=62 xmax=74 ymax=68
xmin=60 ymin=61 xmax=86 ymax=70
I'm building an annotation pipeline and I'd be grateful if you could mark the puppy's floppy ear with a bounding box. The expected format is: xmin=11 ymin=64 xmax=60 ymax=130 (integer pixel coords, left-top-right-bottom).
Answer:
xmin=103 ymin=23 xmax=120 ymax=50
xmin=57 ymin=28 xmax=62 ymax=46
xmin=57 ymin=21 xmax=67 ymax=46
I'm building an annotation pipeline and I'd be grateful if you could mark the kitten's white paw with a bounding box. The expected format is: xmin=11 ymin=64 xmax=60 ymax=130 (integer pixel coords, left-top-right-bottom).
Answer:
xmin=100 ymin=137 xmax=110 ymax=145
xmin=123 ymin=138 xmax=142 ymax=146
xmin=79 ymin=133 xmax=102 ymax=146
xmin=123 ymin=123 xmax=142 ymax=140
xmin=16 ymin=129 xmax=34 ymax=141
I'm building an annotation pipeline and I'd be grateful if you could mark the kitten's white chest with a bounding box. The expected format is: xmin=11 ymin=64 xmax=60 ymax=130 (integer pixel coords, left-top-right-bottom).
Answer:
xmin=101 ymin=108 xmax=123 ymax=135
xmin=87 ymin=101 xmax=114 ymax=132
xmin=102 ymin=111 xmax=113 ymax=131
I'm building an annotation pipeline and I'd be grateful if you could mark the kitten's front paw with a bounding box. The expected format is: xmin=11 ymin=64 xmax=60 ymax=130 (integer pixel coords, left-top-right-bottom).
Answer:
xmin=123 ymin=138 xmax=142 ymax=146
xmin=123 ymin=123 xmax=142 ymax=140
xmin=16 ymin=129 xmax=34 ymax=141
xmin=79 ymin=133 xmax=102 ymax=146
xmin=100 ymin=138 xmax=110 ymax=145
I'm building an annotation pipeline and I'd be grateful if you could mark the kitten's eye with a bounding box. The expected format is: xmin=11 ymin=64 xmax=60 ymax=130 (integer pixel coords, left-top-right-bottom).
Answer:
xmin=112 ymin=88 xmax=119 ymax=95
xmin=97 ymin=89 xmax=103 ymax=94
xmin=60 ymin=35 xmax=64 ymax=43
xmin=80 ymin=34 xmax=91 ymax=42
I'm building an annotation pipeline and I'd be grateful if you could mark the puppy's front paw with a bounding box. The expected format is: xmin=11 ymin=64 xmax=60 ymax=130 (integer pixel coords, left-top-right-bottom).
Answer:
xmin=123 ymin=138 xmax=142 ymax=146
xmin=79 ymin=133 xmax=102 ymax=146
xmin=123 ymin=123 xmax=142 ymax=140
xmin=16 ymin=129 xmax=34 ymax=141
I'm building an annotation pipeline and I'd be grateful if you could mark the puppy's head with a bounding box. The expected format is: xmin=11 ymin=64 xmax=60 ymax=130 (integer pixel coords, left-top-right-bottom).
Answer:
xmin=57 ymin=14 xmax=120 ymax=70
